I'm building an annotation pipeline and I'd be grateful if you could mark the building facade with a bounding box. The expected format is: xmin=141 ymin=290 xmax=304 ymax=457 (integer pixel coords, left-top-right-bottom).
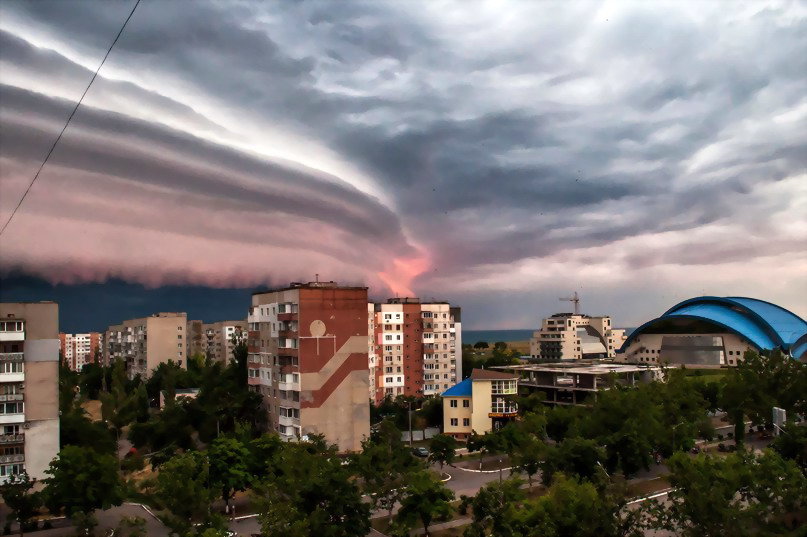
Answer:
xmin=494 ymin=361 xmax=662 ymax=406
xmin=442 ymin=368 xmax=518 ymax=439
xmin=0 ymin=302 xmax=60 ymax=483
xmin=617 ymin=296 xmax=807 ymax=366
xmin=247 ymin=282 xmax=370 ymax=452
xmin=368 ymin=298 xmax=462 ymax=404
xmin=202 ymin=320 xmax=247 ymax=364
xmin=59 ymin=332 xmax=100 ymax=371
xmin=104 ymin=312 xmax=188 ymax=378
xmin=529 ymin=313 xmax=626 ymax=360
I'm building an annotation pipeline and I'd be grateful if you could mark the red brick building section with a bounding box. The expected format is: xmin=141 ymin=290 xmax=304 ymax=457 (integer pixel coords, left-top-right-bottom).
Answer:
xmin=248 ymin=282 xmax=370 ymax=452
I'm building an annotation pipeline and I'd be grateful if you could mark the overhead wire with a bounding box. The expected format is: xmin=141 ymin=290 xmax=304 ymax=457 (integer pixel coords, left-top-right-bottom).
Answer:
xmin=0 ymin=0 xmax=142 ymax=237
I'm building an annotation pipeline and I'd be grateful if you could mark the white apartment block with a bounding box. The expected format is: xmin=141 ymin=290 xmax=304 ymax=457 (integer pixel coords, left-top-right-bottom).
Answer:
xmin=369 ymin=298 xmax=462 ymax=404
xmin=529 ymin=313 xmax=626 ymax=360
xmin=59 ymin=332 xmax=100 ymax=371
xmin=1 ymin=302 xmax=60 ymax=483
xmin=104 ymin=312 xmax=188 ymax=378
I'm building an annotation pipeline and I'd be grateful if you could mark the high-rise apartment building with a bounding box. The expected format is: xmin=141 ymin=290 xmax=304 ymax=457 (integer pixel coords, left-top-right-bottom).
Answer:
xmin=368 ymin=299 xmax=462 ymax=404
xmin=59 ymin=332 xmax=100 ymax=371
xmin=529 ymin=313 xmax=626 ymax=360
xmin=186 ymin=320 xmax=247 ymax=364
xmin=247 ymin=282 xmax=369 ymax=452
xmin=202 ymin=321 xmax=247 ymax=364
xmin=104 ymin=312 xmax=188 ymax=378
xmin=0 ymin=302 xmax=60 ymax=483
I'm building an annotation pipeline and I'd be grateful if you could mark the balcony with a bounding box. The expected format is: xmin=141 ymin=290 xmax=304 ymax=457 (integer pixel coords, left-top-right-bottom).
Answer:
xmin=0 ymin=454 xmax=24 ymax=464
xmin=0 ymin=394 xmax=23 ymax=402
xmin=489 ymin=400 xmax=518 ymax=417
xmin=278 ymin=375 xmax=300 ymax=391
xmin=277 ymin=347 xmax=298 ymax=358
xmin=0 ymin=372 xmax=25 ymax=383
xmin=278 ymin=414 xmax=300 ymax=427
xmin=278 ymin=328 xmax=298 ymax=339
xmin=0 ymin=353 xmax=23 ymax=362
xmin=0 ymin=414 xmax=25 ymax=425
xmin=277 ymin=312 xmax=298 ymax=322
xmin=0 ymin=332 xmax=24 ymax=342
xmin=0 ymin=434 xmax=23 ymax=444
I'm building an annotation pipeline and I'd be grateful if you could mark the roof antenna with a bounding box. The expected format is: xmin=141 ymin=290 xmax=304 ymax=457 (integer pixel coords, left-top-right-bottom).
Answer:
xmin=315 ymin=273 xmax=319 ymax=283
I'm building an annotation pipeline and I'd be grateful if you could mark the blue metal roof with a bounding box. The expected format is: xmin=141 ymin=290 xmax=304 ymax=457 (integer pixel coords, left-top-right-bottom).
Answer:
xmin=621 ymin=296 xmax=807 ymax=356
xmin=442 ymin=378 xmax=472 ymax=397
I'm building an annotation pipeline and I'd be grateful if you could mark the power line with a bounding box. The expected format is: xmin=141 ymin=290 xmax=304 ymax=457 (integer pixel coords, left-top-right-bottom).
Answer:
xmin=0 ymin=0 xmax=141 ymax=237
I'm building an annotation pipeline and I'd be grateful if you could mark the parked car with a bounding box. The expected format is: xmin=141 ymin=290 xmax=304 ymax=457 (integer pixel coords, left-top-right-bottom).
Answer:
xmin=412 ymin=447 xmax=430 ymax=457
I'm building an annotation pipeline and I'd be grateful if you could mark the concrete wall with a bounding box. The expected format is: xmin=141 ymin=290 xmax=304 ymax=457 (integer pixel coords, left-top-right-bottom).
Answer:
xmin=471 ymin=380 xmax=492 ymax=434
xmin=146 ymin=314 xmax=187 ymax=371
xmin=443 ymin=396 xmax=472 ymax=436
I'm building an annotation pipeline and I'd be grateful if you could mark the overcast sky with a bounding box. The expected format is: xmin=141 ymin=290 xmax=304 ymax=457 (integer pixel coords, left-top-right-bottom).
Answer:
xmin=0 ymin=0 xmax=805 ymax=330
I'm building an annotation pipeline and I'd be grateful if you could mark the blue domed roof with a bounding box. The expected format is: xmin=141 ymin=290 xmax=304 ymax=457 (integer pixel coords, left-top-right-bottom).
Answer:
xmin=621 ymin=296 xmax=807 ymax=356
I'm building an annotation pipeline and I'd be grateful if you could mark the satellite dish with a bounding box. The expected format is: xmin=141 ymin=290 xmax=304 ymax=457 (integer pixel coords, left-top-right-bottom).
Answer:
xmin=310 ymin=320 xmax=326 ymax=338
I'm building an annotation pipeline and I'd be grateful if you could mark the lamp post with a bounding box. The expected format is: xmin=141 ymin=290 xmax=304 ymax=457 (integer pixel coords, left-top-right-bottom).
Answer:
xmin=671 ymin=421 xmax=686 ymax=456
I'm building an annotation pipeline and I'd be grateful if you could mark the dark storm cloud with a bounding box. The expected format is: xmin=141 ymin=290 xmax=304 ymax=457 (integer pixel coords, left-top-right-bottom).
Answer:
xmin=0 ymin=0 xmax=805 ymax=327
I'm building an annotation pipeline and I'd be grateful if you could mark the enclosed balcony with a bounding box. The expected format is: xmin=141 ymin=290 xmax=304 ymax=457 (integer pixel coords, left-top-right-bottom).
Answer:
xmin=489 ymin=398 xmax=518 ymax=417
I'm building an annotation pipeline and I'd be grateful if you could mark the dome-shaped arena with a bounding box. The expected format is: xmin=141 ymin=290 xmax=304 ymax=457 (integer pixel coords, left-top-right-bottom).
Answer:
xmin=618 ymin=296 xmax=807 ymax=366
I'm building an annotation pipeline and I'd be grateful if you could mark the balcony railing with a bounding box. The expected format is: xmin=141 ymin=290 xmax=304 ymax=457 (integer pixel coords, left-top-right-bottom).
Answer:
xmin=0 ymin=434 xmax=24 ymax=444
xmin=0 ymin=352 xmax=24 ymax=362
xmin=0 ymin=394 xmax=24 ymax=402
xmin=0 ymin=454 xmax=24 ymax=464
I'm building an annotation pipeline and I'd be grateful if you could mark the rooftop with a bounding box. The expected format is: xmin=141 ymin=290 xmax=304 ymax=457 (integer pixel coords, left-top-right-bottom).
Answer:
xmin=492 ymin=360 xmax=660 ymax=376
xmin=252 ymin=281 xmax=368 ymax=295
xmin=470 ymin=368 xmax=519 ymax=381
xmin=442 ymin=378 xmax=472 ymax=397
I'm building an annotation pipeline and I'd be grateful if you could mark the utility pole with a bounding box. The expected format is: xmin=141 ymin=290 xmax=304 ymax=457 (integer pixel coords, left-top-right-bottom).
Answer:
xmin=408 ymin=400 xmax=413 ymax=448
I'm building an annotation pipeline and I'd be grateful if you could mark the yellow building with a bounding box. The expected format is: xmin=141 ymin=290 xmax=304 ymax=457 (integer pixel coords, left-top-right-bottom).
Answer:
xmin=442 ymin=369 xmax=518 ymax=439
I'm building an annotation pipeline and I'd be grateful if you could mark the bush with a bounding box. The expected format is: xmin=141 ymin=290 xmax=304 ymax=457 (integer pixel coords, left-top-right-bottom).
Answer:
xmin=717 ymin=433 xmax=724 ymax=441
xmin=43 ymin=520 xmax=53 ymax=529
xmin=727 ymin=432 xmax=734 ymax=439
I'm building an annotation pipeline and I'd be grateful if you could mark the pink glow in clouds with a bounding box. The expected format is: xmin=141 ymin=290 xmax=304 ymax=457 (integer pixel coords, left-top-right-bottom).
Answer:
xmin=378 ymin=255 xmax=430 ymax=297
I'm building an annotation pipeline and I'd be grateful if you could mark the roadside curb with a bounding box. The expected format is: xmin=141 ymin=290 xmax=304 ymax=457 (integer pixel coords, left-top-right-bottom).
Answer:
xmin=625 ymin=488 xmax=675 ymax=505
xmin=123 ymin=502 xmax=161 ymax=522
xmin=453 ymin=465 xmax=513 ymax=474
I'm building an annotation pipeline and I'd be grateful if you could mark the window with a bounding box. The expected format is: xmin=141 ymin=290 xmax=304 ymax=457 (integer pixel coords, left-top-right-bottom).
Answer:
xmin=463 ymin=418 xmax=470 ymax=426
xmin=450 ymin=418 xmax=458 ymax=426
xmin=462 ymin=399 xmax=469 ymax=408
xmin=450 ymin=400 xmax=457 ymax=408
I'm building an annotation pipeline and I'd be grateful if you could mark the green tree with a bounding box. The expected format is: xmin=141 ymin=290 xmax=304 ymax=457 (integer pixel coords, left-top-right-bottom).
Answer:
xmin=153 ymin=450 xmax=216 ymax=536
xmin=43 ymin=446 xmax=124 ymax=533
xmin=246 ymin=433 xmax=283 ymax=478
xmin=355 ymin=420 xmax=421 ymax=518
xmin=429 ymin=434 xmax=458 ymax=470
xmin=511 ymin=433 xmax=543 ymax=487
xmin=771 ymin=421 xmax=807 ymax=473
xmin=461 ymin=477 xmax=525 ymax=537
xmin=0 ymin=472 xmax=42 ymax=537
xmin=646 ymin=450 xmax=807 ymax=537
xmin=59 ymin=408 xmax=117 ymax=455
xmin=473 ymin=341 xmax=489 ymax=349
xmin=540 ymin=437 xmax=606 ymax=485
xmin=522 ymin=474 xmax=642 ymax=537
xmin=720 ymin=350 xmax=807 ymax=446
xmin=254 ymin=442 xmax=371 ymax=537
xmin=392 ymin=470 xmax=455 ymax=537
xmin=208 ymin=436 xmax=251 ymax=512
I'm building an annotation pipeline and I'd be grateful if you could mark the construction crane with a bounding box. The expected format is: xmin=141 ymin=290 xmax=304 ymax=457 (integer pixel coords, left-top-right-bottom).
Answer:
xmin=559 ymin=292 xmax=581 ymax=315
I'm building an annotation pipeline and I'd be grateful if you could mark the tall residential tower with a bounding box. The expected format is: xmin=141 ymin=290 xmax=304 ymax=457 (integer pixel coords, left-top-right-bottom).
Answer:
xmin=368 ymin=299 xmax=462 ymax=404
xmin=1 ymin=302 xmax=60 ymax=483
xmin=247 ymin=282 xmax=370 ymax=452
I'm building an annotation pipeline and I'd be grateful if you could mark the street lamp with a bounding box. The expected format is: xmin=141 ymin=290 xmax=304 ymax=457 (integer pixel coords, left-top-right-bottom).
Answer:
xmin=671 ymin=421 xmax=686 ymax=455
